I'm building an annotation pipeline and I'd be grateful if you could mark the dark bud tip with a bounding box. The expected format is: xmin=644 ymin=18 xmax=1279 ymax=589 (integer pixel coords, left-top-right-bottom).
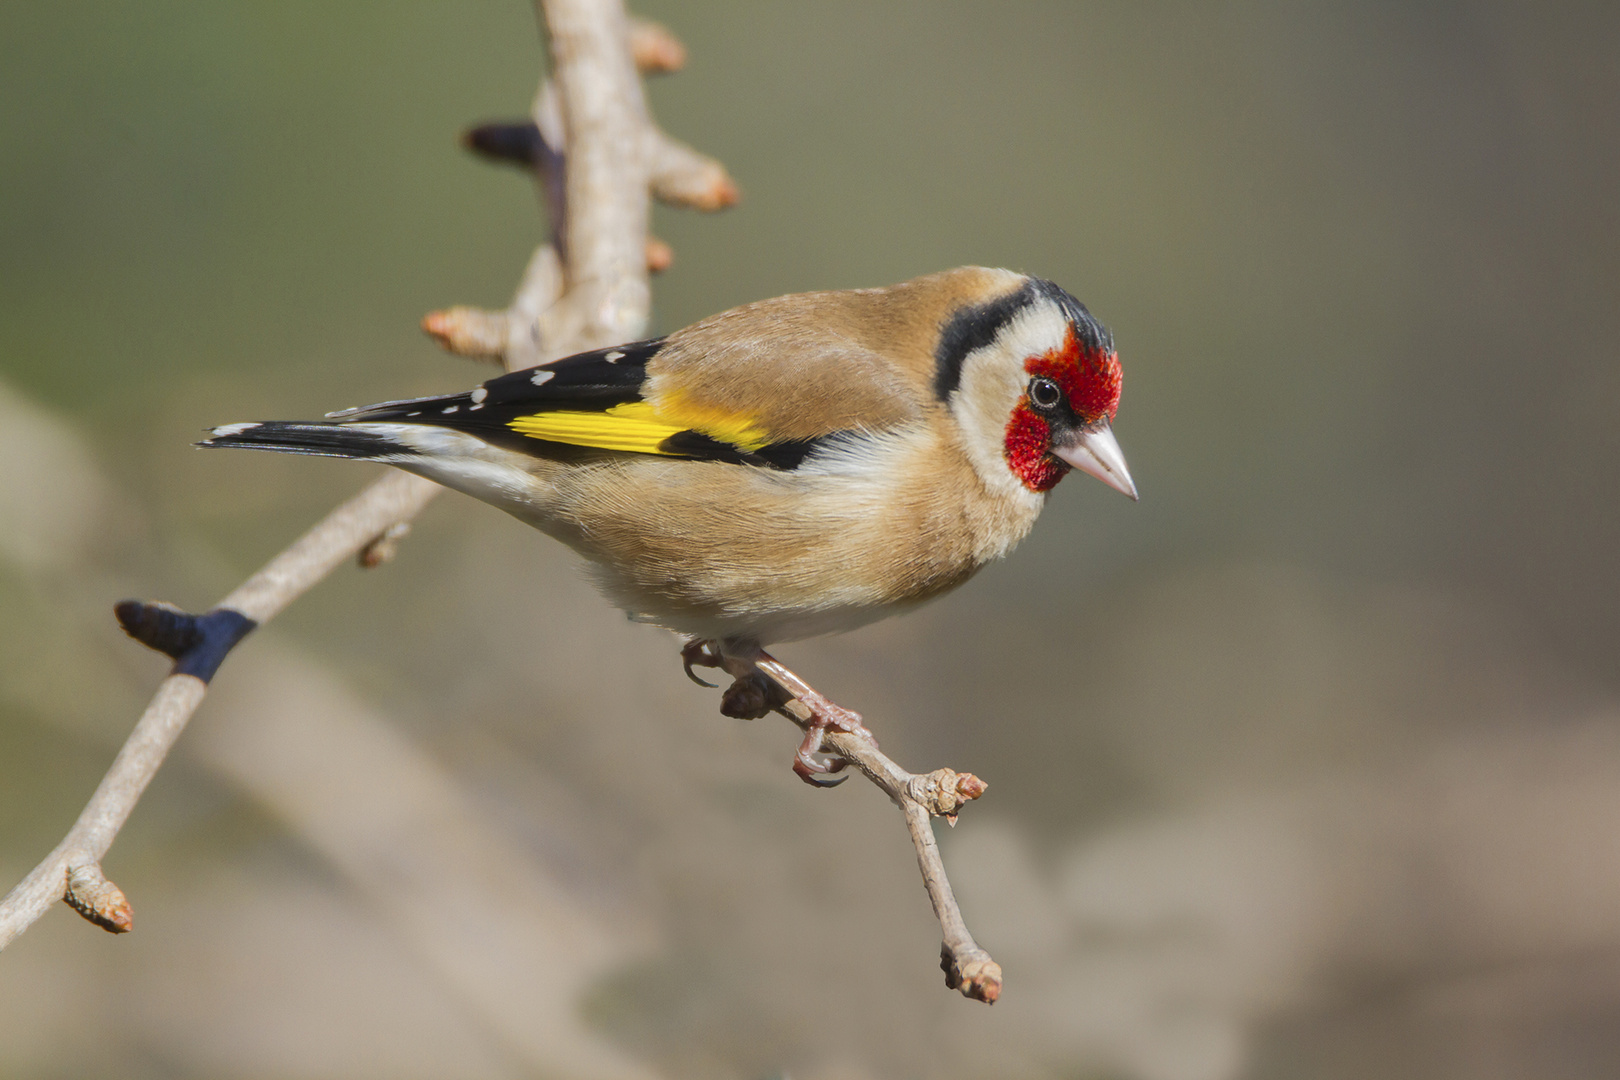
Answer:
xmin=114 ymin=600 xmax=201 ymax=660
xmin=114 ymin=602 xmax=257 ymax=684
xmin=463 ymin=121 xmax=548 ymax=168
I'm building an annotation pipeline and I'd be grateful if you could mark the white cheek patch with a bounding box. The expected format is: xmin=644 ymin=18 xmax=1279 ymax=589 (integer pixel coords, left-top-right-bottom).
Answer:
xmin=949 ymin=302 xmax=1070 ymax=499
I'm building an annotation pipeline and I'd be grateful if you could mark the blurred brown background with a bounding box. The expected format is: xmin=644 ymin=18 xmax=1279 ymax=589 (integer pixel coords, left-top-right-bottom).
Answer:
xmin=3 ymin=3 xmax=1620 ymax=1078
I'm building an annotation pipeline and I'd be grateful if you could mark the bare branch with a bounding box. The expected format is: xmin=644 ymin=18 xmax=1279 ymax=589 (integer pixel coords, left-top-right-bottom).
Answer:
xmin=0 ymin=472 xmax=440 ymax=948
xmin=424 ymin=8 xmax=736 ymax=369
xmin=422 ymin=241 xmax=566 ymax=363
xmin=537 ymin=0 xmax=649 ymax=352
xmin=1 ymin=0 xmax=679 ymax=951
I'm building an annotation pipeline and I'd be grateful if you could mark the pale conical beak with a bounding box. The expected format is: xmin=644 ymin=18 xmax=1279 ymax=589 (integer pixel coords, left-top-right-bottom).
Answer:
xmin=1053 ymin=420 xmax=1138 ymax=500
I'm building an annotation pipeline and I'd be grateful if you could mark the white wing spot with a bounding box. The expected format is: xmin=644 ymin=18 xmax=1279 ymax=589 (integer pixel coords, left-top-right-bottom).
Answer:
xmin=531 ymin=370 xmax=555 ymax=386
xmin=470 ymin=386 xmax=488 ymax=403
xmin=442 ymin=405 xmax=459 ymax=414
xmin=211 ymin=422 xmax=261 ymax=437
xmin=469 ymin=403 xmax=484 ymax=411
xmin=604 ymin=350 xmax=625 ymax=363
xmin=407 ymin=411 xmax=421 ymax=417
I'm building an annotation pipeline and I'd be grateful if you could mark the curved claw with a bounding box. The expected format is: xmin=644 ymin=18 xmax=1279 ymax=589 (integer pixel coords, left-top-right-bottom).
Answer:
xmin=795 ymin=745 xmax=829 ymax=773
xmin=794 ymin=751 xmax=849 ymax=787
xmin=680 ymin=640 xmax=719 ymax=688
xmin=792 ymin=725 xmax=851 ymax=787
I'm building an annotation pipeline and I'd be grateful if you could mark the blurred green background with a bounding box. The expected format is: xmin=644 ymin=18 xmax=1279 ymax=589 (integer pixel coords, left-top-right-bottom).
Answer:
xmin=4 ymin=3 xmax=1620 ymax=1079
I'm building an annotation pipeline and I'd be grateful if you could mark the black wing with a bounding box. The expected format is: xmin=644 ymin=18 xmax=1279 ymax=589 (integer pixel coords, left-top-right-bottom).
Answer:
xmin=332 ymin=338 xmax=821 ymax=469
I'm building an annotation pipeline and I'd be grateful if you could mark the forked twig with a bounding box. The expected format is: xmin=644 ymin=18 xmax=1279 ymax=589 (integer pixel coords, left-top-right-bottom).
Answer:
xmin=708 ymin=648 xmax=1002 ymax=1002
xmin=811 ymin=718 xmax=1002 ymax=1002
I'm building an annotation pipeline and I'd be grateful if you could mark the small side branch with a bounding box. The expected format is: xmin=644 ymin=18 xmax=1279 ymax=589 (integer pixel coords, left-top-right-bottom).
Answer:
xmin=709 ymin=649 xmax=1003 ymax=1003
xmin=423 ymin=8 xmax=736 ymax=367
xmin=0 ymin=472 xmax=440 ymax=948
xmin=815 ymin=722 xmax=1002 ymax=1003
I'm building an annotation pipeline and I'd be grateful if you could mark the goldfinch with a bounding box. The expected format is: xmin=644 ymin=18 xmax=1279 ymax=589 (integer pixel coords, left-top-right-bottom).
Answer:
xmin=204 ymin=267 xmax=1136 ymax=779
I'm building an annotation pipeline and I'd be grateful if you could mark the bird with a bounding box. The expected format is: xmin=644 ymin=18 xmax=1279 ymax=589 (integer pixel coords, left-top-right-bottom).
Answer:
xmin=203 ymin=266 xmax=1136 ymax=781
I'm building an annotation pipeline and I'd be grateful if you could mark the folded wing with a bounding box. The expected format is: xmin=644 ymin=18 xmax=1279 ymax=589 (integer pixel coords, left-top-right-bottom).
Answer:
xmin=334 ymin=338 xmax=842 ymax=470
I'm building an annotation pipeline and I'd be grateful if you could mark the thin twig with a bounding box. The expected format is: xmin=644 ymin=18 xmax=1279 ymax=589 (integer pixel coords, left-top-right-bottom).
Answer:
xmin=833 ymin=729 xmax=1003 ymax=1003
xmin=0 ymin=472 xmax=439 ymax=948
xmin=728 ymin=653 xmax=1003 ymax=1003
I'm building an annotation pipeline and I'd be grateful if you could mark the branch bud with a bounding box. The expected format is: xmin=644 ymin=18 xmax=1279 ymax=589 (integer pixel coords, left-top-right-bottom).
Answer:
xmin=64 ymin=863 xmax=132 ymax=934
xmin=629 ymin=18 xmax=686 ymax=73
xmin=422 ymin=306 xmax=511 ymax=361
xmin=906 ymin=768 xmax=988 ymax=820
xmin=941 ymin=947 xmax=1002 ymax=1004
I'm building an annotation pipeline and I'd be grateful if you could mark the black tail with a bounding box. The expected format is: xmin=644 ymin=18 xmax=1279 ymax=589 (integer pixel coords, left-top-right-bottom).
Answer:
xmin=199 ymin=421 xmax=419 ymax=459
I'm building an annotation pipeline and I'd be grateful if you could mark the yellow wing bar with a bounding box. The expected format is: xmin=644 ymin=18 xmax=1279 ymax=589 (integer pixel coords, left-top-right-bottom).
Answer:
xmin=506 ymin=400 xmax=770 ymax=456
xmin=507 ymin=402 xmax=683 ymax=453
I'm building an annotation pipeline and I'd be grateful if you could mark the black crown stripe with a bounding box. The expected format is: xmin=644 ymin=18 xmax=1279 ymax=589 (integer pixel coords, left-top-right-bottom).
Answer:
xmin=932 ymin=278 xmax=1113 ymax=401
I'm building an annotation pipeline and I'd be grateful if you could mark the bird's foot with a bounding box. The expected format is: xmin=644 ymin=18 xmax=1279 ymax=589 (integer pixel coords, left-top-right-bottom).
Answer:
xmin=683 ymin=639 xmax=789 ymax=719
xmin=790 ymin=712 xmax=853 ymax=787
xmin=754 ymin=651 xmax=874 ymax=788
xmin=680 ymin=640 xmax=876 ymax=787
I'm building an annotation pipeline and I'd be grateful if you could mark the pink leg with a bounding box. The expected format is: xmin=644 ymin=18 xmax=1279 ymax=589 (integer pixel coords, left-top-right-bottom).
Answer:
xmin=682 ymin=640 xmax=876 ymax=787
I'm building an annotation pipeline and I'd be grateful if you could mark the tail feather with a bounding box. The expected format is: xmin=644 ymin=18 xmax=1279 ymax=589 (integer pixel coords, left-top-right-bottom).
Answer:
xmin=199 ymin=421 xmax=419 ymax=459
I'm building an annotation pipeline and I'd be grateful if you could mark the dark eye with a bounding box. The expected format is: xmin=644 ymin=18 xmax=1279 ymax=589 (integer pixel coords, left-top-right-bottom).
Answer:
xmin=1028 ymin=377 xmax=1062 ymax=410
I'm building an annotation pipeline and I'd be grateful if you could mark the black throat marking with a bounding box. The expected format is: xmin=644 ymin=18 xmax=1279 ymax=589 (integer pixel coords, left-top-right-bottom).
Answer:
xmin=932 ymin=278 xmax=1113 ymax=401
